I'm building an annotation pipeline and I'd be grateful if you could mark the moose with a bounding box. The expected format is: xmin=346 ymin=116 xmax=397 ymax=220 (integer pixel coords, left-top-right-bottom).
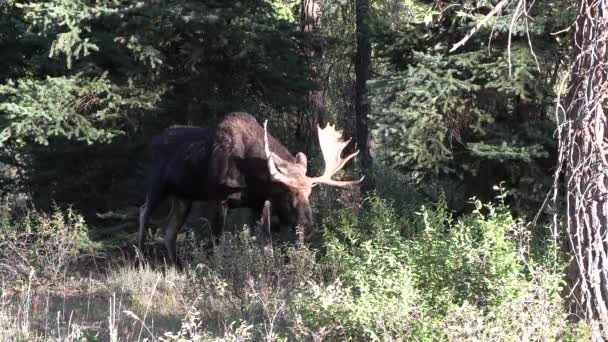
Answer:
xmin=138 ymin=112 xmax=362 ymax=266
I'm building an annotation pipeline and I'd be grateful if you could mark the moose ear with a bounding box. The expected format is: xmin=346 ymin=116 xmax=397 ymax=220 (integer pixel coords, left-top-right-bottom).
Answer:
xmin=295 ymin=152 xmax=308 ymax=168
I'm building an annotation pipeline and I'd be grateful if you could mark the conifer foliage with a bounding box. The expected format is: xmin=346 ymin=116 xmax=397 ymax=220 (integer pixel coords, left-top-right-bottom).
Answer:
xmin=369 ymin=0 xmax=572 ymax=212
xmin=0 ymin=0 xmax=311 ymax=211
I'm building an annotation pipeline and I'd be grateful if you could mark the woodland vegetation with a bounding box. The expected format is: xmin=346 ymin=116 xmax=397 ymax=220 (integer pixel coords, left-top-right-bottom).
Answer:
xmin=0 ymin=0 xmax=606 ymax=340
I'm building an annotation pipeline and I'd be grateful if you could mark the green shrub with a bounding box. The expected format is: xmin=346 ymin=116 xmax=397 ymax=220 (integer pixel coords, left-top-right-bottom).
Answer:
xmin=294 ymin=192 xmax=575 ymax=341
xmin=408 ymin=194 xmax=527 ymax=312
xmin=0 ymin=201 xmax=92 ymax=282
xmin=438 ymin=267 xmax=592 ymax=341
xmin=295 ymin=196 xmax=419 ymax=340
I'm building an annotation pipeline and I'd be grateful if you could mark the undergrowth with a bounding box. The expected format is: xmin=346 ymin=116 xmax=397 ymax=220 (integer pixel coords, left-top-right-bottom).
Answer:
xmin=0 ymin=191 xmax=594 ymax=341
xmin=299 ymin=190 xmax=580 ymax=340
xmin=0 ymin=202 xmax=97 ymax=282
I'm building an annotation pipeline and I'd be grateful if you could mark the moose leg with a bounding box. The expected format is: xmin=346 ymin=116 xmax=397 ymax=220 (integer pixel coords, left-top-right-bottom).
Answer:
xmin=154 ymin=200 xmax=175 ymax=237
xmin=211 ymin=201 xmax=228 ymax=241
xmin=256 ymin=201 xmax=273 ymax=255
xmin=137 ymin=204 xmax=147 ymax=252
xmin=196 ymin=200 xmax=228 ymax=256
xmin=163 ymin=198 xmax=191 ymax=268
xmin=137 ymin=191 xmax=165 ymax=256
xmin=188 ymin=201 xmax=208 ymax=243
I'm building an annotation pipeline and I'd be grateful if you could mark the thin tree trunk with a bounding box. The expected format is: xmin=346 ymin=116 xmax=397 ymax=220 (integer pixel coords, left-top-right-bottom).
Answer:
xmin=355 ymin=0 xmax=373 ymax=194
xmin=562 ymin=0 xmax=608 ymax=336
xmin=540 ymin=57 xmax=561 ymax=120
xmin=297 ymin=0 xmax=325 ymax=157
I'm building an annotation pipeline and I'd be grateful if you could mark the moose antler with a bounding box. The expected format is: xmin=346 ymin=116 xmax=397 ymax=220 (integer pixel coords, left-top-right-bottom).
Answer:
xmin=308 ymin=123 xmax=363 ymax=187
xmin=264 ymin=120 xmax=363 ymax=189
xmin=264 ymin=121 xmax=309 ymax=188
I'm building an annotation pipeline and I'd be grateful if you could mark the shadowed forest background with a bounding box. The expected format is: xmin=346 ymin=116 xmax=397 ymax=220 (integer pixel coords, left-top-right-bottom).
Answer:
xmin=0 ymin=0 xmax=605 ymax=340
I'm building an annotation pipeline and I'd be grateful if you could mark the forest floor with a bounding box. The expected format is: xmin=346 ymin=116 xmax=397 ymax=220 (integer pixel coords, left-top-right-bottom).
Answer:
xmin=0 ymin=206 xmax=287 ymax=341
xmin=2 ymin=238 xmax=191 ymax=340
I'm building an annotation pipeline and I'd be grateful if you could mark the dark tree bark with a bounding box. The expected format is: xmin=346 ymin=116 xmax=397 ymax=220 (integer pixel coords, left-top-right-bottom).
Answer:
xmin=562 ymin=0 xmax=608 ymax=336
xmin=297 ymin=0 xmax=325 ymax=157
xmin=186 ymin=68 xmax=208 ymax=125
xmin=355 ymin=0 xmax=374 ymax=195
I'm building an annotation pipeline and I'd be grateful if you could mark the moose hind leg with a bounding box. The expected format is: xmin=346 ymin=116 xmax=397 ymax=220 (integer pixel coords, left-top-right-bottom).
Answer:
xmin=137 ymin=203 xmax=148 ymax=253
xmin=163 ymin=198 xmax=191 ymax=268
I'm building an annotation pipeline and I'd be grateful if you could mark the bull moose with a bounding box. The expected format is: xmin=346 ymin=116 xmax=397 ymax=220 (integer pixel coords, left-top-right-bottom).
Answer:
xmin=138 ymin=112 xmax=362 ymax=266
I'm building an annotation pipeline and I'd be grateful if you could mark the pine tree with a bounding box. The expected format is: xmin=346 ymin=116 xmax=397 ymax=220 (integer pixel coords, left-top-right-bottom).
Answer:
xmin=368 ymin=0 xmax=572 ymax=213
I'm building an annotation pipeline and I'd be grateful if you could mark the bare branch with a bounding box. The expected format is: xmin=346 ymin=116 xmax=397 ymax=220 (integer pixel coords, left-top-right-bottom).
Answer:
xmin=507 ymin=0 xmax=524 ymax=77
xmin=449 ymin=0 xmax=509 ymax=52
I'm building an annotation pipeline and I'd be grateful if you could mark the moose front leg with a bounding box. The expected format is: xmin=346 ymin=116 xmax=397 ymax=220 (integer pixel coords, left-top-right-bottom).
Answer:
xmin=211 ymin=201 xmax=228 ymax=242
xmin=254 ymin=200 xmax=273 ymax=255
xmin=163 ymin=198 xmax=191 ymax=268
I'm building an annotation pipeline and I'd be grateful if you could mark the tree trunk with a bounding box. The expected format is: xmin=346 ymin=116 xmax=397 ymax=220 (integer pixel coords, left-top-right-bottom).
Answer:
xmin=355 ymin=0 xmax=373 ymax=194
xmin=563 ymin=0 xmax=608 ymax=336
xmin=297 ymin=0 xmax=325 ymax=157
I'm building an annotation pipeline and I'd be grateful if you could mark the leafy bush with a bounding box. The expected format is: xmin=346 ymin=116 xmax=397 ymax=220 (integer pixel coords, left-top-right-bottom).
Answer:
xmin=295 ymin=195 xmax=420 ymax=340
xmin=0 ymin=201 xmax=91 ymax=281
xmin=438 ymin=269 xmax=578 ymax=341
xmin=293 ymin=192 xmax=578 ymax=341
xmin=408 ymin=193 xmax=527 ymax=312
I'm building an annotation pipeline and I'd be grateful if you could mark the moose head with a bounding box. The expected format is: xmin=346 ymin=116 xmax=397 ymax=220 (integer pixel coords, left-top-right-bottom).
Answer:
xmin=263 ymin=120 xmax=364 ymax=237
